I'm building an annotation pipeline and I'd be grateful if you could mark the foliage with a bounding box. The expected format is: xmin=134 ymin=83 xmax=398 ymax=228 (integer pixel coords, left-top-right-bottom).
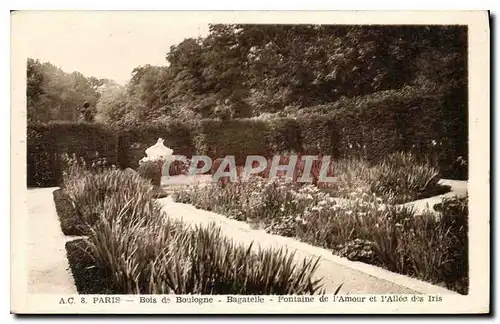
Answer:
xmin=53 ymin=189 xmax=87 ymax=236
xmin=369 ymin=152 xmax=442 ymax=204
xmin=432 ymin=195 xmax=469 ymax=293
xmin=61 ymin=167 xmax=157 ymax=232
xmin=87 ymin=215 xmax=323 ymax=294
xmin=94 ymin=82 xmax=142 ymax=128
xmin=27 ymin=58 xmax=108 ymax=123
xmin=27 ymin=121 xmax=119 ymax=187
xmin=297 ymin=115 xmax=341 ymax=156
xmin=137 ymin=160 xmax=163 ymax=186
xmin=103 ymin=25 xmax=466 ymax=125
xmin=60 ymin=168 xmax=325 ymax=294
xmin=194 ymin=118 xmax=271 ymax=165
xmin=265 ymin=118 xmax=301 ymax=154
xmin=173 ymin=156 xmax=467 ymax=294
xmin=27 ymin=25 xmax=467 ymax=180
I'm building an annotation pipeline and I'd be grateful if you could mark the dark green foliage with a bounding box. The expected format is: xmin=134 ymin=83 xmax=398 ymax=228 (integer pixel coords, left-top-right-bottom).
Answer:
xmin=27 ymin=58 xmax=107 ymax=123
xmin=53 ymin=189 xmax=88 ymax=236
xmin=137 ymin=160 xmax=162 ymax=186
xmin=176 ymin=174 xmax=468 ymax=294
xmin=433 ymin=195 xmax=469 ymax=294
xmin=194 ymin=119 xmax=272 ymax=165
xmin=27 ymin=122 xmax=119 ymax=187
xmin=27 ymin=25 xmax=467 ymax=180
xmin=266 ymin=118 xmax=302 ymax=154
xmin=106 ymin=24 xmax=466 ymax=127
xmin=297 ymin=115 xmax=341 ymax=157
xmin=65 ymin=239 xmax=115 ymax=294
xmin=295 ymin=86 xmax=467 ymax=179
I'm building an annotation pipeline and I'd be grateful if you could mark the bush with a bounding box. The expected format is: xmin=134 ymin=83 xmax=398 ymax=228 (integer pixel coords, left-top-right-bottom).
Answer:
xmin=53 ymin=189 xmax=86 ymax=236
xmin=433 ymin=195 xmax=469 ymax=293
xmin=295 ymin=86 xmax=467 ymax=179
xmin=266 ymin=118 xmax=302 ymax=154
xmin=296 ymin=115 xmax=341 ymax=157
xmin=27 ymin=121 xmax=118 ymax=187
xmin=87 ymin=213 xmax=324 ymax=294
xmin=194 ymin=119 xmax=271 ymax=165
xmin=369 ymin=152 xmax=445 ymax=204
xmin=137 ymin=160 xmax=163 ymax=186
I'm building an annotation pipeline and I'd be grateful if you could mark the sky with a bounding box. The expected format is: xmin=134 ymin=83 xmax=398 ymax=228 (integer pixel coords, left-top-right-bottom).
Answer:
xmin=15 ymin=11 xmax=210 ymax=84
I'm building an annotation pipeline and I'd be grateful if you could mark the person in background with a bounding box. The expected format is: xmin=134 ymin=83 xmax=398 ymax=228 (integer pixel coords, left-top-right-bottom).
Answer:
xmin=78 ymin=101 xmax=95 ymax=122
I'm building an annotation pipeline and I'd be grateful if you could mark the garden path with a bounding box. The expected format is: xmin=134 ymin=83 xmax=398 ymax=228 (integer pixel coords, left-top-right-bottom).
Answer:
xmin=157 ymin=196 xmax=458 ymax=295
xmin=401 ymin=179 xmax=468 ymax=217
xmin=25 ymin=188 xmax=77 ymax=294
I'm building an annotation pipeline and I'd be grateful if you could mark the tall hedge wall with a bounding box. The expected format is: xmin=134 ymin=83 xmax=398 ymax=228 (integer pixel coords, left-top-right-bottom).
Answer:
xmin=27 ymin=89 xmax=467 ymax=187
xmin=300 ymin=87 xmax=467 ymax=179
xmin=27 ymin=122 xmax=119 ymax=187
xmin=194 ymin=119 xmax=272 ymax=166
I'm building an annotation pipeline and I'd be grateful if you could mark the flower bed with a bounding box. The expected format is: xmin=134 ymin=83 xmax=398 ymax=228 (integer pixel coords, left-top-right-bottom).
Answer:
xmin=55 ymin=167 xmax=327 ymax=294
xmin=172 ymin=155 xmax=468 ymax=294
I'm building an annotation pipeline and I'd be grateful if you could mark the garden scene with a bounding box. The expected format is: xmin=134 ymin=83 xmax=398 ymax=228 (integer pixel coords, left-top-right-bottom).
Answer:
xmin=26 ymin=24 xmax=468 ymax=296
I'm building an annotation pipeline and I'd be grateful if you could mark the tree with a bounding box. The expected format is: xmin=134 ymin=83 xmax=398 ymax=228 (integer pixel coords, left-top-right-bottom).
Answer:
xmin=26 ymin=59 xmax=104 ymax=123
xmin=27 ymin=58 xmax=45 ymax=122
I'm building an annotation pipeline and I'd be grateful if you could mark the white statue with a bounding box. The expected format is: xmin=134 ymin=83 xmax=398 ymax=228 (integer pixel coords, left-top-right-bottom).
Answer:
xmin=140 ymin=138 xmax=174 ymax=164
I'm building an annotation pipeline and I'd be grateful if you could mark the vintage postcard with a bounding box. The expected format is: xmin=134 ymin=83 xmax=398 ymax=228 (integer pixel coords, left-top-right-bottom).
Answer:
xmin=11 ymin=10 xmax=490 ymax=314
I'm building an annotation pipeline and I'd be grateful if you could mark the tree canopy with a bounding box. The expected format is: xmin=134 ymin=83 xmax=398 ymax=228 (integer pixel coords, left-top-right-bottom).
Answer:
xmin=27 ymin=24 xmax=467 ymax=130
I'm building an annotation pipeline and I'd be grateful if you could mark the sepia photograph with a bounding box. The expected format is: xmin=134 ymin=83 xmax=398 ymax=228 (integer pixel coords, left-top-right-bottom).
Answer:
xmin=10 ymin=10 xmax=489 ymax=314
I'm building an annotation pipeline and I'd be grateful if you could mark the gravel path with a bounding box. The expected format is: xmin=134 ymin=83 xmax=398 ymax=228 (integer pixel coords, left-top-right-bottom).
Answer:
xmin=26 ymin=188 xmax=77 ymax=294
xmin=157 ymin=196 xmax=458 ymax=295
xmin=401 ymin=179 xmax=468 ymax=217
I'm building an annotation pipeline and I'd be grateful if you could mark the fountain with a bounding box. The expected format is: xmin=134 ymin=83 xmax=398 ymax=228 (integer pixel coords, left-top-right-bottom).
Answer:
xmin=138 ymin=138 xmax=174 ymax=198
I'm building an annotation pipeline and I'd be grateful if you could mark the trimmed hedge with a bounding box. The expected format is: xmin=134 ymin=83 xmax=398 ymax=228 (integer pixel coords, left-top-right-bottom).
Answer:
xmin=296 ymin=87 xmax=467 ymax=179
xmin=53 ymin=189 xmax=87 ymax=235
xmin=194 ymin=119 xmax=272 ymax=165
xmin=27 ymin=87 xmax=467 ymax=187
xmin=118 ymin=121 xmax=196 ymax=169
xmin=297 ymin=115 xmax=341 ymax=157
xmin=27 ymin=122 xmax=119 ymax=187
xmin=266 ymin=118 xmax=302 ymax=154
